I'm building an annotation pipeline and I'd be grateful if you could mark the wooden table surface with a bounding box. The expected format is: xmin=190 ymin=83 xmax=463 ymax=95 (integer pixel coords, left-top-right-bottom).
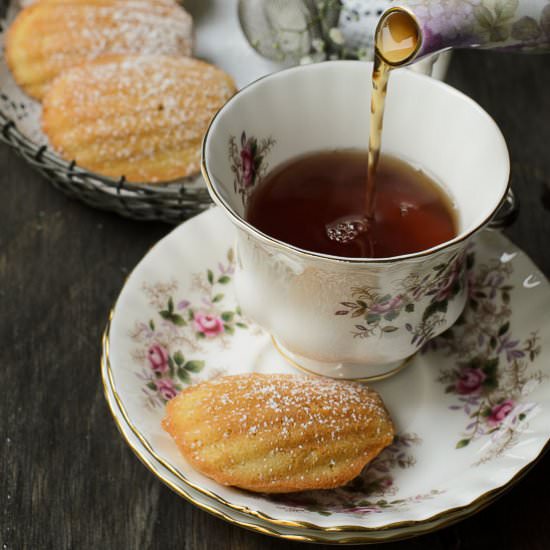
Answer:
xmin=1 ymin=50 xmax=550 ymax=549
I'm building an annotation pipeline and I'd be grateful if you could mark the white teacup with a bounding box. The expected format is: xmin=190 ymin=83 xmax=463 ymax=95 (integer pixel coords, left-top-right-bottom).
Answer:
xmin=202 ymin=61 xmax=510 ymax=380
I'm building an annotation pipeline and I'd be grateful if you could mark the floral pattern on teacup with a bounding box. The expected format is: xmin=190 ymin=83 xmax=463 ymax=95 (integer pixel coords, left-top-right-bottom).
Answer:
xmin=431 ymin=252 xmax=545 ymax=463
xmin=335 ymin=252 xmax=466 ymax=346
xmin=229 ymin=132 xmax=275 ymax=205
xmin=130 ymin=248 xmax=250 ymax=409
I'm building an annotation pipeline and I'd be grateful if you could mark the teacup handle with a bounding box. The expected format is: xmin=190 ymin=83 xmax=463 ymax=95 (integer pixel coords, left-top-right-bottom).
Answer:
xmin=487 ymin=189 xmax=519 ymax=230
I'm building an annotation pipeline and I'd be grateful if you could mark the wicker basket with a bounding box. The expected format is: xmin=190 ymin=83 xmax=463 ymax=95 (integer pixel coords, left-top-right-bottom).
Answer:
xmin=0 ymin=0 xmax=212 ymax=224
xmin=0 ymin=109 xmax=211 ymax=223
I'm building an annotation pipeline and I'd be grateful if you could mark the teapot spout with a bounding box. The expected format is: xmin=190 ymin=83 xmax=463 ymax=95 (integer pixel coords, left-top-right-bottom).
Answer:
xmin=374 ymin=7 xmax=424 ymax=67
xmin=377 ymin=0 xmax=550 ymax=68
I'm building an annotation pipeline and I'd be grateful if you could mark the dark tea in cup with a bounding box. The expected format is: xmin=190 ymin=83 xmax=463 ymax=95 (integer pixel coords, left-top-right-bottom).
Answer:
xmin=245 ymin=150 xmax=457 ymax=258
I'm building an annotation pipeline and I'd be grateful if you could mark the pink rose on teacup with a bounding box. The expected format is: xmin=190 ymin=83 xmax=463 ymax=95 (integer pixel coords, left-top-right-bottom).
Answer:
xmin=194 ymin=313 xmax=224 ymax=337
xmin=240 ymin=143 xmax=255 ymax=187
xmin=456 ymin=368 xmax=486 ymax=395
xmin=147 ymin=343 xmax=169 ymax=374
xmin=370 ymin=295 xmax=404 ymax=315
xmin=155 ymin=378 xmax=178 ymax=401
xmin=488 ymin=399 xmax=515 ymax=426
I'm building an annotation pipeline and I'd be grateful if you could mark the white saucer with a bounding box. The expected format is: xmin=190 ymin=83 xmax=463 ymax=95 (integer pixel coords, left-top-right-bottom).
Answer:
xmin=104 ymin=207 xmax=550 ymax=539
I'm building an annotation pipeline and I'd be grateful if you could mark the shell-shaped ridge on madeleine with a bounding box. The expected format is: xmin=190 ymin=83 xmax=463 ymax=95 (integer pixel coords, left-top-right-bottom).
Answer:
xmin=41 ymin=55 xmax=236 ymax=183
xmin=163 ymin=373 xmax=395 ymax=493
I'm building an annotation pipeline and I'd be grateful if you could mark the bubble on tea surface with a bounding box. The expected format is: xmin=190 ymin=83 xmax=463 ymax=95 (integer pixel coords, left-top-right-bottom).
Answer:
xmin=326 ymin=215 xmax=370 ymax=244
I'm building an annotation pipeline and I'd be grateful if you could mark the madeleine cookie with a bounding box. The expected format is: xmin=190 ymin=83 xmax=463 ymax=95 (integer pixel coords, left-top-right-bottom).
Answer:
xmin=162 ymin=374 xmax=394 ymax=493
xmin=5 ymin=0 xmax=193 ymax=99
xmin=41 ymin=55 xmax=236 ymax=183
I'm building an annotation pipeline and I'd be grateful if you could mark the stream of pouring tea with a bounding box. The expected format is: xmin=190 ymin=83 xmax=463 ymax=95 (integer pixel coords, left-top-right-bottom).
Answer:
xmin=365 ymin=55 xmax=389 ymax=220
xmin=366 ymin=10 xmax=420 ymax=217
xmin=326 ymin=10 xmax=420 ymax=251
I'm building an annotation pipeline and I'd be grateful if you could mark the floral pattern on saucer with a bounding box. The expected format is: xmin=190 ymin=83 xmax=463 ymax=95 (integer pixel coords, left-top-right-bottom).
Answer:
xmin=130 ymin=248 xmax=251 ymax=408
xmin=430 ymin=251 xmax=545 ymax=462
xmin=273 ymin=434 xmax=444 ymax=516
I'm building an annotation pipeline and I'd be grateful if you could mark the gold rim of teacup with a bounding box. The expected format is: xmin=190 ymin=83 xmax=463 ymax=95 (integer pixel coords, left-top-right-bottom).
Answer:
xmin=201 ymin=60 xmax=511 ymax=266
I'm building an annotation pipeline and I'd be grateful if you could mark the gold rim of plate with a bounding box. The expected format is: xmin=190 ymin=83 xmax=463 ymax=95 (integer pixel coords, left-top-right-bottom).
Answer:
xmin=101 ymin=317 xmax=550 ymax=540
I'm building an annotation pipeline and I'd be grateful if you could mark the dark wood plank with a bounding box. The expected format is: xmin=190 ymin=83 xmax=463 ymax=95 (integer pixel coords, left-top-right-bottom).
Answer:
xmin=446 ymin=50 xmax=550 ymax=277
xmin=1 ymin=48 xmax=550 ymax=550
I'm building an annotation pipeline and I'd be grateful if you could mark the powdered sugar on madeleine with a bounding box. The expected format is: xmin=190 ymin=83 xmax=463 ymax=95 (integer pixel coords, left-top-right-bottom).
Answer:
xmin=41 ymin=55 xmax=236 ymax=183
xmin=6 ymin=0 xmax=193 ymax=99
xmin=162 ymin=373 xmax=394 ymax=493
